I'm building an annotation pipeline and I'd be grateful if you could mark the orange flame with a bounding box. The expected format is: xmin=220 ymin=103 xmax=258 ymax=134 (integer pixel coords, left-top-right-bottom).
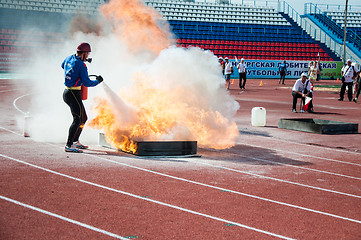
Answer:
xmin=90 ymin=76 xmax=239 ymax=151
xmin=100 ymin=0 xmax=173 ymax=54
xmin=89 ymin=0 xmax=239 ymax=152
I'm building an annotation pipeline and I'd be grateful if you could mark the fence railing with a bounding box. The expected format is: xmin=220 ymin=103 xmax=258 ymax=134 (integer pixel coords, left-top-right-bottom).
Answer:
xmin=149 ymin=0 xmax=279 ymax=8
xmin=311 ymin=3 xmax=361 ymax=12
xmin=278 ymin=1 xmax=355 ymax=63
xmin=304 ymin=3 xmax=361 ymax=52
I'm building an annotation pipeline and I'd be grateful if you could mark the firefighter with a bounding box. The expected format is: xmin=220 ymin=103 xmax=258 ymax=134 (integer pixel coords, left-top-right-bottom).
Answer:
xmin=62 ymin=42 xmax=103 ymax=153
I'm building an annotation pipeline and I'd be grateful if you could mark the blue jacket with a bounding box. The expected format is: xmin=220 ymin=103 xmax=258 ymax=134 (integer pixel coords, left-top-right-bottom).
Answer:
xmin=61 ymin=54 xmax=99 ymax=88
xmin=279 ymin=63 xmax=287 ymax=72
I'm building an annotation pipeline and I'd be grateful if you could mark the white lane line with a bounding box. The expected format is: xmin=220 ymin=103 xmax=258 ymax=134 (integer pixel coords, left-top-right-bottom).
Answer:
xmin=0 ymin=195 xmax=127 ymax=240
xmin=237 ymin=142 xmax=361 ymax=167
xmin=193 ymin=159 xmax=361 ymax=199
xmin=86 ymin=154 xmax=361 ymax=224
xmin=235 ymin=97 xmax=360 ymax=110
xmin=0 ymin=153 xmax=295 ymax=240
xmin=13 ymin=93 xmax=32 ymax=115
xmin=254 ymin=136 xmax=361 ymax=156
xmin=231 ymin=151 xmax=361 ymax=181
xmin=0 ymin=126 xmax=23 ymax=136
xmin=0 ymin=125 xmax=360 ymax=197
xmin=0 ymin=89 xmax=25 ymax=93
xmin=1 ymin=126 xmax=360 ymax=223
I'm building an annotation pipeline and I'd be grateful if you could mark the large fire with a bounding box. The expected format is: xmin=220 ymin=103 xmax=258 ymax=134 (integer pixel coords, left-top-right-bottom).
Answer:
xmin=89 ymin=0 xmax=240 ymax=152
xmin=100 ymin=0 xmax=173 ymax=54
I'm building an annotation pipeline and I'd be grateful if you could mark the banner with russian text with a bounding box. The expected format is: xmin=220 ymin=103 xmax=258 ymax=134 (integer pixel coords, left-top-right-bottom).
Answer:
xmin=229 ymin=60 xmax=342 ymax=79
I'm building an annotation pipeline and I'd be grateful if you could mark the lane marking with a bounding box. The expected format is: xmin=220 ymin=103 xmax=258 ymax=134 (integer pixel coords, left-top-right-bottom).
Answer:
xmin=0 ymin=195 xmax=127 ymax=240
xmin=237 ymin=141 xmax=361 ymax=167
xmin=246 ymin=135 xmax=361 ymax=156
xmin=0 ymin=89 xmax=25 ymax=93
xmin=193 ymin=159 xmax=361 ymax=199
xmin=248 ymin=156 xmax=361 ymax=180
xmin=0 ymin=126 xmax=23 ymax=136
xmin=13 ymin=93 xmax=32 ymax=115
xmin=0 ymin=153 xmax=295 ymax=240
xmin=1 ymin=126 xmax=361 ymax=223
xmin=218 ymin=148 xmax=361 ymax=181
xmin=235 ymin=97 xmax=360 ymax=110
xmin=1 ymin=125 xmax=360 ymax=197
xmin=86 ymin=154 xmax=361 ymax=224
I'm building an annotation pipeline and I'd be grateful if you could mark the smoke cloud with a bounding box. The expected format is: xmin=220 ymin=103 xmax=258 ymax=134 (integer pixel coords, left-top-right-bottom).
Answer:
xmin=18 ymin=0 xmax=240 ymax=149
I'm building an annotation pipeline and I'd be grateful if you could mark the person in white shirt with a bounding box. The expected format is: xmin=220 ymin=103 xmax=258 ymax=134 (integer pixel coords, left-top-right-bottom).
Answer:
xmin=237 ymin=58 xmax=247 ymax=89
xmin=292 ymin=73 xmax=312 ymax=113
xmin=224 ymin=57 xmax=233 ymax=90
xmin=308 ymin=61 xmax=318 ymax=82
xmin=339 ymin=59 xmax=359 ymax=101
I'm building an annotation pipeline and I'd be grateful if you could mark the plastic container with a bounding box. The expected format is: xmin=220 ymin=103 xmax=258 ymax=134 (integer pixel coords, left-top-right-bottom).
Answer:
xmin=251 ymin=107 xmax=266 ymax=127
xmin=24 ymin=114 xmax=31 ymax=137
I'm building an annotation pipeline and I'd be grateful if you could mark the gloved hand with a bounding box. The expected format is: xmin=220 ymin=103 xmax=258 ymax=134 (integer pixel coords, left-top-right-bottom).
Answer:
xmin=96 ymin=75 xmax=103 ymax=83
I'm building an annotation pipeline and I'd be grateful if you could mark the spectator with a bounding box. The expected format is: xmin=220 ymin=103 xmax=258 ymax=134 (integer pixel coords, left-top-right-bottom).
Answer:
xmin=316 ymin=60 xmax=322 ymax=81
xmin=218 ymin=57 xmax=225 ymax=76
xmin=292 ymin=73 xmax=311 ymax=113
xmin=279 ymin=60 xmax=287 ymax=84
xmin=353 ymin=64 xmax=361 ymax=103
xmin=224 ymin=57 xmax=233 ymax=90
xmin=308 ymin=61 xmax=318 ymax=82
xmin=339 ymin=59 xmax=359 ymax=101
xmin=237 ymin=58 xmax=247 ymax=89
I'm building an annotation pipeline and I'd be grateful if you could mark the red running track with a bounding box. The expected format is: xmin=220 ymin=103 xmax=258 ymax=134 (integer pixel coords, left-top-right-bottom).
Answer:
xmin=1 ymin=77 xmax=361 ymax=239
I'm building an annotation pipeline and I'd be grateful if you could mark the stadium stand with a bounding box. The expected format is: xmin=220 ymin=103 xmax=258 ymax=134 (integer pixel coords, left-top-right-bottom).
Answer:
xmin=304 ymin=3 xmax=361 ymax=52
xmin=0 ymin=0 xmax=342 ymax=72
xmin=144 ymin=0 xmax=338 ymax=61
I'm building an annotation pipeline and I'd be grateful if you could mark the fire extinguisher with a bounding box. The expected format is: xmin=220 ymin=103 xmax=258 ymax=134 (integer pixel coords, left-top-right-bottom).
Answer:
xmin=81 ymin=85 xmax=88 ymax=100
xmin=82 ymin=74 xmax=100 ymax=101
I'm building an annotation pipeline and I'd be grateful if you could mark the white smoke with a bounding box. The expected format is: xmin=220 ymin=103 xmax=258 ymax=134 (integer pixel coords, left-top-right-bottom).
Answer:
xmin=16 ymin=0 xmax=240 ymax=147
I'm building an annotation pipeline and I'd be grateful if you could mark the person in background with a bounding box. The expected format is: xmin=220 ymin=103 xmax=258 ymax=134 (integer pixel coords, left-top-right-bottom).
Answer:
xmin=292 ymin=73 xmax=311 ymax=113
xmin=353 ymin=64 xmax=361 ymax=103
xmin=218 ymin=57 xmax=225 ymax=76
xmin=237 ymin=58 xmax=247 ymax=89
xmin=279 ymin=60 xmax=287 ymax=84
xmin=224 ymin=57 xmax=233 ymax=90
xmin=62 ymin=42 xmax=103 ymax=153
xmin=339 ymin=59 xmax=359 ymax=101
xmin=316 ymin=60 xmax=322 ymax=81
xmin=308 ymin=61 xmax=318 ymax=83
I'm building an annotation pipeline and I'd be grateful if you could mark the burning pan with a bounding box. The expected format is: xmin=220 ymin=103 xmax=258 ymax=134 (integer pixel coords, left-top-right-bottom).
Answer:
xmin=99 ymin=133 xmax=198 ymax=156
